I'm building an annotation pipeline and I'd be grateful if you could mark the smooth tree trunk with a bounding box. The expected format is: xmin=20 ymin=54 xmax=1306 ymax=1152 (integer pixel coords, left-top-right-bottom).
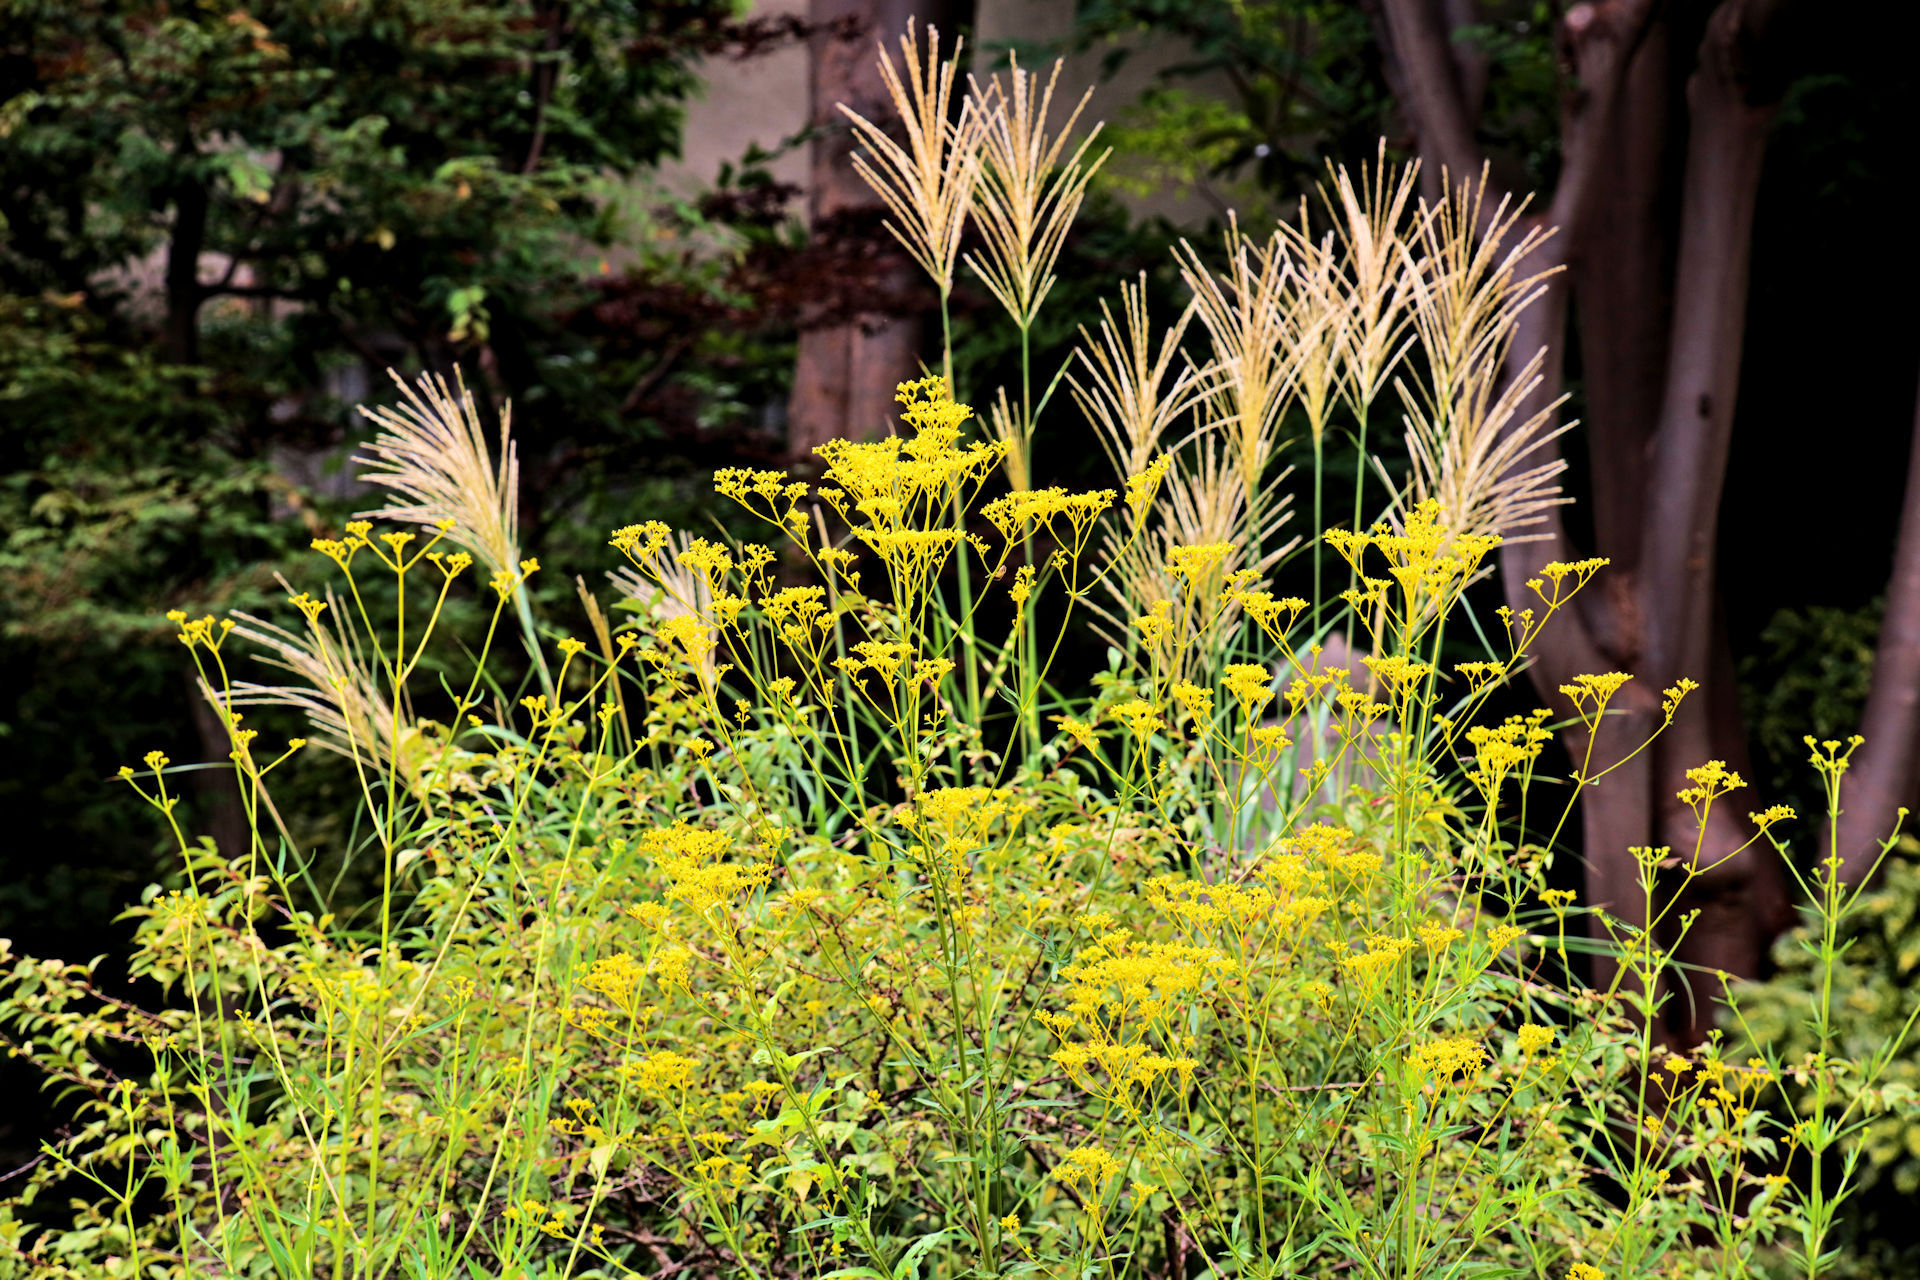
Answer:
xmin=1640 ymin=0 xmax=1794 ymax=1000
xmin=1372 ymin=0 xmax=1886 ymax=1042
xmin=788 ymin=0 xmax=946 ymax=464
xmin=1835 ymin=375 xmax=1920 ymax=882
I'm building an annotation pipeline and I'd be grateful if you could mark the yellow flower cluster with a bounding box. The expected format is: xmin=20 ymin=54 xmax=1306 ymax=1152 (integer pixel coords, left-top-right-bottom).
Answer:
xmin=1340 ymin=934 xmax=1415 ymax=985
xmin=1056 ymin=929 xmax=1232 ymax=1023
xmin=640 ymin=824 xmax=769 ymax=918
xmin=1052 ymin=1144 xmax=1126 ymax=1203
xmin=1677 ymin=759 xmax=1744 ymax=811
xmin=1324 ymin=501 xmax=1500 ymax=639
xmin=620 ymin=1050 xmax=698 ymax=1094
xmin=1167 ymin=541 xmax=1234 ymax=587
xmin=1516 ymin=1024 xmax=1556 ymax=1056
xmin=1464 ymin=710 xmax=1553 ymax=799
xmin=1049 ymin=1038 xmax=1198 ymax=1103
xmin=981 ymin=485 xmax=1115 ymax=553
xmin=1222 ymin=663 xmax=1276 ymax=718
xmin=1405 ymin=1035 xmax=1487 ymax=1083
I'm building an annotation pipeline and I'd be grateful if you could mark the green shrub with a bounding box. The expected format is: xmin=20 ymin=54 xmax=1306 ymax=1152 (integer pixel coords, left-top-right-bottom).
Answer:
xmin=4 ymin=30 xmax=1915 ymax=1280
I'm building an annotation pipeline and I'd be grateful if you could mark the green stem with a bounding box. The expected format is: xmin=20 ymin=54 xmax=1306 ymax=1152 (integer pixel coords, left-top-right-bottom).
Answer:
xmin=1312 ymin=433 xmax=1326 ymax=631
xmin=1345 ymin=396 xmax=1372 ymax=651
xmin=513 ymin=581 xmax=555 ymax=700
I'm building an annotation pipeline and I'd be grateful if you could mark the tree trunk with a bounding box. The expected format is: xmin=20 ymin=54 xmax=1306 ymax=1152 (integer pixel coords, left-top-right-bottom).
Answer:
xmin=1638 ymin=0 xmax=1794 ymax=999
xmin=789 ymin=0 xmax=945 ymax=464
xmin=1569 ymin=19 xmax=1674 ymax=575
xmin=1835 ymin=372 xmax=1920 ymax=884
xmin=1377 ymin=0 xmax=1802 ymax=1042
xmin=165 ymin=172 xmax=208 ymax=365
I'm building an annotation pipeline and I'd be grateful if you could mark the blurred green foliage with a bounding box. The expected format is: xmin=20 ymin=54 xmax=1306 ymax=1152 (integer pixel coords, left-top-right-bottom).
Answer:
xmin=1733 ymin=843 xmax=1920 ymax=1279
xmin=1739 ymin=602 xmax=1883 ymax=832
xmin=0 ymin=0 xmax=802 ymax=935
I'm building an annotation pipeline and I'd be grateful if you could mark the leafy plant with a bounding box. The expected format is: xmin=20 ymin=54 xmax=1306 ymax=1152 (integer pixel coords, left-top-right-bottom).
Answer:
xmin=3 ymin=31 xmax=1916 ymax=1280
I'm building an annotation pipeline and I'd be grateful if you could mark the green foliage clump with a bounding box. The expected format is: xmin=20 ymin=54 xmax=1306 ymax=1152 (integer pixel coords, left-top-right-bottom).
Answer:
xmin=0 ymin=0 xmax=794 ymax=924
xmin=4 ymin=30 xmax=1917 ymax=1280
xmin=1731 ymin=842 xmax=1920 ymax=1279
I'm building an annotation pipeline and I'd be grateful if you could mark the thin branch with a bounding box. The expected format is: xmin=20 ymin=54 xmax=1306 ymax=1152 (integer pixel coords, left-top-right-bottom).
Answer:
xmin=1376 ymin=0 xmax=1494 ymax=202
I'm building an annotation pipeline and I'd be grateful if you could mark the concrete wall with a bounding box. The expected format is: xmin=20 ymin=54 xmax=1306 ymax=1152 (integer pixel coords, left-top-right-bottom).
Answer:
xmin=659 ymin=0 xmax=1225 ymax=229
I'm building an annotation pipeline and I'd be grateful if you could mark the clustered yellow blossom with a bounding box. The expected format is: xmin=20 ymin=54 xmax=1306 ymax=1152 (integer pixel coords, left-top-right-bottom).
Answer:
xmin=1167 ymin=541 xmax=1234 ymax=589
xmin=1516 ymin=1024 xmax=1556 ymax=1056
xmin=1055 ymin=929 xmax=1232 ymax=1023
xmin=1340 ymin=934 xmax=1415 ymax=985
xmin=1323 ymin=502 xmax=1501 ymax=640
xmin=1464 ymin=710 xmax=1552 ymax=799
xmin=982 ymin=485 xmax=1114 ymax=555
xmin=621 ymin=1050 xmax=697 ymax=1094
xmin=1222 ymin=663 xmax=1275 ymax=718
xmin=1677 ymin=759 xmax=1744 ymax=814
xmin=1109 ymin=700 xmax=1164 ymax=745
xmin=641 ymin=824 xmax=769 ymax=919
xmin=1052 ymin=1144 xmax=1126 ymax=1212
xmin=1405 ymin=1035 xmax=1487 ymax=1084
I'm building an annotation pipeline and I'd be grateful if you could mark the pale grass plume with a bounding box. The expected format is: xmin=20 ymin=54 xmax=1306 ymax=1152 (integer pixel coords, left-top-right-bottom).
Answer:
xmin=1272 ymin=215 xmax=1348 ymax=447
xmin=355 ymin=368 xmax=520 ymax=579
xmin=1400 ymin=166 xmax=1557 ymax=419
xmin=1323 ymin=141 xmax=1421 ymax=415
xmin=223 ymin=586 xmax=401 ymax=772
xmin=1175 ymin=217 xmax=1298 ymax=513
xmin=609 ymin=529 xmax=716 ymax=678
xmin=1392 ymin=344 xmax=1570 ymax=548
xmin=1067 ymin=272 xmax=1203 ymax=481
xmin=985 ymin=387 xmax=1032 ymax=492
xmin=1385 ymin=164 xmax=1569 ymax=554
xmin=965 ymin=55 xmax=1108 ymax=329
xmin=841 ymin=19 xmax=984 ymax=295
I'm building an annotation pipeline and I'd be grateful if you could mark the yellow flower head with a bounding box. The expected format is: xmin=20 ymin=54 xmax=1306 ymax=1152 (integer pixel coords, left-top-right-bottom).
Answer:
xmin=1110 ymin=700 xmax=1164 ymax=744
xmin=1167 ymin=541 xmax=1234 ymax=588
xmin=1405 ymin=1035 xmax=1487 ymax=1084
xmin=1222 ymin=663 xmax=1275 ymax=716
xmin=1516 ymin=1024 xmax=1555 ymax=1056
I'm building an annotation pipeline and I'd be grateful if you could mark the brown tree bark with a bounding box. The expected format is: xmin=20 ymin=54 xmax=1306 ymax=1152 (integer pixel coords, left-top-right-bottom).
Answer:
xmin=1375 ymin=0 xmax=1816 ymax=1041
xmin=1641 ymin=0 xmax=1794 ymax=993
xmin=1835 ymin=374 xmax=1920 ymax=883
xmin=788 ymin=0 xmax=945 ymax=464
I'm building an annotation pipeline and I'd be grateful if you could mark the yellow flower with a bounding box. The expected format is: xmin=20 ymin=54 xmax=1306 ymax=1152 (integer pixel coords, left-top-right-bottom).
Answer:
xmin=1052 ymin=1144 xmax=1124 ymax=1194
xmin=1167 ymin=541 xmax=1234 ymax=588
xmin=1053 ymin=715 xmax=1096 ymax=749
xmin=1132 ymin=599 xmax=1174 ymax=646
xmin=1110 ymin=700 xmax=1164 ymax=744
xmin=620 ymin=1049 xmax=697 ymax=1093
xmin=1486 ymin=923 xmax=1527 ymax=951
xmin=1008 ymin=563 xmax=1036 ymax=609
xmin=1516 ymin=1024 xmax=1555 ymax=1056
xmin=1222 ymin=663 xmax=1275 ymax=716
xmin=1405 ymin=1035 xmax=1488 ymax=1083
xmin=641 ymin=824 xmax=769 ymax=917
xmin=1676 ymin=759 xmax=1744 ymax=809
xmin=1124 ymin=456 xmax=1169 ymax=517
xmin=1171 ymin=680 xmax=1214 ymax=725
